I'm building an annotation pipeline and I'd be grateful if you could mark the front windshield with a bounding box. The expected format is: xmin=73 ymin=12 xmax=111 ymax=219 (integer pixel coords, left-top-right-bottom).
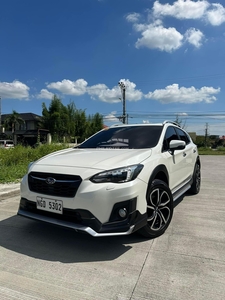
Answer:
xmin=78 ymin=126 xmax=162 ymax=149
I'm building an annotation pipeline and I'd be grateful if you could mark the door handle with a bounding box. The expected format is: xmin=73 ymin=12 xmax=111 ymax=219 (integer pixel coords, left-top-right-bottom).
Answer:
xmin=183 ymin=152 xmax=186 ymax=157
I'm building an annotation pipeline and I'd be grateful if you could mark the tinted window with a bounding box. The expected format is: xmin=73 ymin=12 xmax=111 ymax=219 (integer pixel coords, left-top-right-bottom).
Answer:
xmin=175 ymin=128 xmax=190 ymax=145
xmin=163 ymin=126 xmax=179 ymax=151
xmin=78 ymin=126 xmax=163 ymax=149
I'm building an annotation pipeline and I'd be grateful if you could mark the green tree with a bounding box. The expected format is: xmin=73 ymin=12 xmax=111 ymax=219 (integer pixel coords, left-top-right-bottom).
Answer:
xmin=4 ymin=110 xmax=24 ymax=139
xmin=74 ymin=109 xmax=87 ymax=142
xmin=41 ymin=95 xmax=70 ymax=141
xmin=85 ymin=113 xmax=103 ymax=138
xmin=195 ymin=136 xmax=205 ymax=147
xmin=67 ymin=101 xmax=77 ymax=138
xmin=41 ymin=95 xmax=103 ymax=143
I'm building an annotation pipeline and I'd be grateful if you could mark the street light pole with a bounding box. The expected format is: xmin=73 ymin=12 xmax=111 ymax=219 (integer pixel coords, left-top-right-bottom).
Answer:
xmin=118 ymin=81 xmax=126 ymax=124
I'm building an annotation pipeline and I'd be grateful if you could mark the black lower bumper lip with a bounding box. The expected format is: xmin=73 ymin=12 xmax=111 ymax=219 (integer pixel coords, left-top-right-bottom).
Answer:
xmin=17 ymin=209 xmax=135 ymax=237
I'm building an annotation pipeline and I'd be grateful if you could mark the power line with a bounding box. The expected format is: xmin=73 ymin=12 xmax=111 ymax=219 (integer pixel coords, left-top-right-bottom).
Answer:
xmin=102 ymin=112 xmax=225 ymax=118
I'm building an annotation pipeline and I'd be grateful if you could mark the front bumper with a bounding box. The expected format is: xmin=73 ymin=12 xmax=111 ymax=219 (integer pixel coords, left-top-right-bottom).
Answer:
xmin=18 ymin=209 xmax=135 ymax=237
xmin=18 ymin=197 xmax=147 ymax=237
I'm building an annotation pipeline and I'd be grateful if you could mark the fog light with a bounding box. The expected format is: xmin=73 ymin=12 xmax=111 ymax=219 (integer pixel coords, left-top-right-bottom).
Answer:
xmin=118 ymin=208 xmax=127 ymax=218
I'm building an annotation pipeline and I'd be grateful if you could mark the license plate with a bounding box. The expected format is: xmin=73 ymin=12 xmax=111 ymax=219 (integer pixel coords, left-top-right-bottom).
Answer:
xmin=36 ymin=197 xmax=63 ymax=214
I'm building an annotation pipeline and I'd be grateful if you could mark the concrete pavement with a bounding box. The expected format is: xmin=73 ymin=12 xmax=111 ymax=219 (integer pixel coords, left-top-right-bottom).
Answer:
xmin=0 ymin=182 xmax=20 ymax=200
xmin=0 ymin=155 xmax=225 ymax=299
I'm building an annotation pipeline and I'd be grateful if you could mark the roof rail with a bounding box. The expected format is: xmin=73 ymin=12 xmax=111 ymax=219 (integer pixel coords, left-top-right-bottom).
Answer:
xmin=110 ymin=123 xmax=125 ymax=127
xmin=163 ymin=120 xmax=181 ymax=127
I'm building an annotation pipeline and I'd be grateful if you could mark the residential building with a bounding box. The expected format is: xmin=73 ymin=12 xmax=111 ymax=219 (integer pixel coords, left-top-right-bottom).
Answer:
xmin=0 ymin=113 xmax=49 ymax=146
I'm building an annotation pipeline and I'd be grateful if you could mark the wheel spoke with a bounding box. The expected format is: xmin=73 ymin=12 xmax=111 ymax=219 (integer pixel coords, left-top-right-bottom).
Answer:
xmin=149 ymin=188 xmax=160 ymax=207
xmin=159 ymin=191 xmax=170 ymax=207
xmin=158 ymin=207 xmax=170 ymax=224
xmin=151 ymin=212 xmax=162 ymax=230
xmin=147 ymin=205 xmax=155 ymax=210
xmin=147 ymin=211 xmax=155 ymax=222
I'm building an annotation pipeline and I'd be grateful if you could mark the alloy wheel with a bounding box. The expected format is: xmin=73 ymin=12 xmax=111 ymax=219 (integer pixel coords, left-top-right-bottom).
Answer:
xmin=147 ymin=187 xmax=171 ymax=231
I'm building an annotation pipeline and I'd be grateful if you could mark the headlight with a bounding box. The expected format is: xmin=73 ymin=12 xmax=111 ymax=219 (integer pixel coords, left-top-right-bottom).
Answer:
xmin=90 ymin=164 xmax=143 ymax=183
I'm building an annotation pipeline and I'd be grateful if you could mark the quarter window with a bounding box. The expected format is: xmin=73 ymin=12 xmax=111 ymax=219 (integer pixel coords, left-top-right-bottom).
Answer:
xmin=175 ymin=128 xmax=190 ymax=145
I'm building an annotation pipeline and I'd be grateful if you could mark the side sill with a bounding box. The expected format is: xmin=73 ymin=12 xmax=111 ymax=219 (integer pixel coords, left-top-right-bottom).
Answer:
xmin=172 ymin=181 xmax=192 ymax=202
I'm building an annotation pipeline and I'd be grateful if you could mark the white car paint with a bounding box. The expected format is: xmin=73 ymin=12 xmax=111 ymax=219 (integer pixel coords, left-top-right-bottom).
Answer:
xmin=18 ymin=122 xmax=200 ymax=238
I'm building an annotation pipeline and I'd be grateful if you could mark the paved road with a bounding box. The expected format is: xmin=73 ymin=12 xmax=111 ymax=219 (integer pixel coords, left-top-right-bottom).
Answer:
xmin=0 ymin=156 xmax=225 ymax=300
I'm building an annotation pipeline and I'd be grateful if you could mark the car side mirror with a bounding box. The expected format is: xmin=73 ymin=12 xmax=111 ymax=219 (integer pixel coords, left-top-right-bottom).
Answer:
xmin=169 ymin=140 xmax=186 ymax=152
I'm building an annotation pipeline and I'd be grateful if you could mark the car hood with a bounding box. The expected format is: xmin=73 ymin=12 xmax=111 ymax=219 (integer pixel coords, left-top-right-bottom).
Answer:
xmin=33 ymin=148 xmax=152 ymax=171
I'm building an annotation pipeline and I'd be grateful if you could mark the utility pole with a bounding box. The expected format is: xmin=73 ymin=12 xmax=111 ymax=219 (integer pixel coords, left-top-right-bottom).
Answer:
xmin=205 ymin=123 xmax=209 ymax=147
xmin=0 ymin=96 xmax=1 ymax=133
xmin=118 ymin=81 xmax=126 ymax=124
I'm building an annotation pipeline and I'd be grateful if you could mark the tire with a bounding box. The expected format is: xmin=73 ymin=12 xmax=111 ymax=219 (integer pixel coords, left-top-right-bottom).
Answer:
xmin=138 ymin=179 xmax=174 ymax=238
xmin=189 ymin=163 xmax=201 ymax=195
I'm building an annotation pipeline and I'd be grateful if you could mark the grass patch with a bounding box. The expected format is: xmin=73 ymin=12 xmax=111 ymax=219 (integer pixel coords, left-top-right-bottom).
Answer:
xmin=0 ymin=144 xmax=70 ymax=183
xmin=0 ymin=144 xmax=224 ymax=184
xmin=198 ymin=147 xmax=225 ymax=155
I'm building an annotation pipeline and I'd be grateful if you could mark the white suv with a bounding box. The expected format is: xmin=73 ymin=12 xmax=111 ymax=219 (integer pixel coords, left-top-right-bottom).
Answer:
xmin=18 ymin=121 xmax=201 ymax=238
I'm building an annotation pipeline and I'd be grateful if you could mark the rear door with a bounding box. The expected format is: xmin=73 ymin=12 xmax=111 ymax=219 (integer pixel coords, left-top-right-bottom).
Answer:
xmin=175 ymin=127 xmax=195 ymax=178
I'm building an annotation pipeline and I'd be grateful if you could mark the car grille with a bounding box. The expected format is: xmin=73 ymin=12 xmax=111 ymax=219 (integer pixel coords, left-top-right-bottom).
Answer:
xmin=28 ymin=172 xmax=82 ymax=198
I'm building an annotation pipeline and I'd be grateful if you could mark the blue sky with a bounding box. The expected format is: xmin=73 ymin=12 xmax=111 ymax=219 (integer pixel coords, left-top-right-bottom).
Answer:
xmin=1 ymin=0 xmax=225 ymax=135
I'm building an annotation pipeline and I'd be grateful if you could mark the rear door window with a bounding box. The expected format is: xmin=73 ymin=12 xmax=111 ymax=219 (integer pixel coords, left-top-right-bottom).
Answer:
xmin=175 ymin=128 xmax=190 ymax=145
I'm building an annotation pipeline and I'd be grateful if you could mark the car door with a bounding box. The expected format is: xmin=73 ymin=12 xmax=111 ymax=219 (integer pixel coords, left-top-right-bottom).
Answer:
xmin=162 ymin=126 xmax=188 ymax=191
xmin=175 ymin=127 xmax=195 ymax=179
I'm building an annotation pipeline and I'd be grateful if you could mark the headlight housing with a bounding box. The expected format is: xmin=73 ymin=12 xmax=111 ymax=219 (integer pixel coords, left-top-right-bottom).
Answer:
xmin=90 ymin=164 xmax=143 ymax=183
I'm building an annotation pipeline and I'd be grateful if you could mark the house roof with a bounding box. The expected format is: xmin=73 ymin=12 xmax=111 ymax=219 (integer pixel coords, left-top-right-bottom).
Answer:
xmin=1 ymin=113 xmax=42 ymax=122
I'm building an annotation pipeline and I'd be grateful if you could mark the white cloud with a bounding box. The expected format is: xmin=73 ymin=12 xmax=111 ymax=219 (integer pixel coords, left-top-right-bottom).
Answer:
xmin=126 ymin=13 xmax=141 ymax=23
xmin=47 ymin=79 xmax=88 ymax=96
xmin=40 ymin=78 xmax=142 ymax=103
xmin=153 ymin=0 xmax=209 ymax=20
xmin=104 ymin=111 xmax=119 ymax=122
xmin=177 ymin=112 xmax=188 ymax=116
xmin=121 ymin=79 xmax=143 ymax=101
xmin=206 ymin=3 xmax=225 ymax=26
xmin=126 ymin=1 xmax=225 ymax=53
xmin=135 ymin=21 xmax=183 ymax=52
xmin=88 ymin=79 xmax=143 ymax=103
xmin=37 ymin=89 xmax=54 ymax=100
xmin=153 ymin=0 xmax=225 ymax=25
xmin=208 ymin=115 xmax=225 ymax=120
xmin=185 ymin=28 xmax=204 ymax=48
xmin=145 ymin=84 xmax=220 ymax=104
xmin=0 ymin=80 xmax=29 ymax=100
xmin=88 ymin=84 xmax=120 ymax=103
xmin=38 ymin=78 xmax=220 ymax=107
